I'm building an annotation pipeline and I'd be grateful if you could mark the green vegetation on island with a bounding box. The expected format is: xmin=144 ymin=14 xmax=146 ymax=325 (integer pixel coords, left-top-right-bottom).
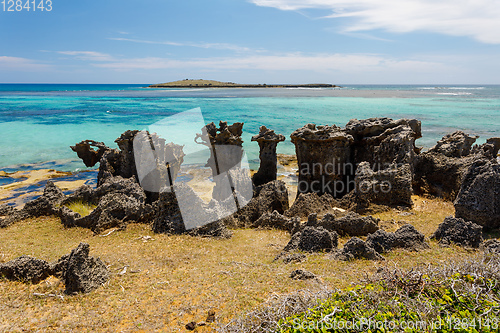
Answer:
xmin=148 ymin=79 xmax=340 ymax=88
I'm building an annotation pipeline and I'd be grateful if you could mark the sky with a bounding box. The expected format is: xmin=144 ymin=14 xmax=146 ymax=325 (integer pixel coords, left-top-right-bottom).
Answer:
xmin=1 ymin=0 xmax=500 ymax=84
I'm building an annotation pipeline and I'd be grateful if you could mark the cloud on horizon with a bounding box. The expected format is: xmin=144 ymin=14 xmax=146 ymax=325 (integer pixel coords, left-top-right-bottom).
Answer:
xmin=108 ymin=38 xmax=257 ymax=53
xmin=0 ymin=56 xmax=51 ymax=71
xmin=250 ymin=0 xmax=500 ymax=44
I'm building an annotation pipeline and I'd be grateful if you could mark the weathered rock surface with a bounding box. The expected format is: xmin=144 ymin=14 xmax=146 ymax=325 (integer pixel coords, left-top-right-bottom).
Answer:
xmin=59 ymin=177 xmax=147 ymax=234
xmin=290 ymin=269 xmax=316 ymax=280
xmin=284 ymin=192 xmax=336 ymax=219
xmin=454 ymin=159 xmax=500 ymax=229
xmin=366 ymin=224 xmax=429 ymax=253
xmin=0 ymin=256 xmax=51 ymax=284
xmin=251 ymin=210 xmax=298 ymax=231
xmin=346 ymin=118 xmax=421 ymax=170
xmin=413 ymin=152 xmax=477 ymax=200
xmin=152 ymin=184 xmax=233 ymax=238
xmin=428 ymin=131 xmax=478 ymax=158
xmin=236 ymin=180 xmax=289 ymax=227
xmin=1 ymin=181 xmax=66 ymax=228
xmin=318 ymin=212 xmax=379 ymax=237
xmin=283 ymin=226 xmax=338 ymax=253
xmin=251 ymin=126 xmax=285 ymax=186
xmin=70 ymin=140 xmax=110 ymax=168
xmin=334 ymin=237 xmax=384 ymax=261
xmin=281 ymin=253 xmax=307 ymax=264
xmin=291 ymin=124 xmax=354 ymax=198
xmin=431 ymin=216 xmax=483 ymax=248
xmin=354 ymin=162 xmax=413 ymax=207
xmin=63 ymin=243 xmax=109 ymax=294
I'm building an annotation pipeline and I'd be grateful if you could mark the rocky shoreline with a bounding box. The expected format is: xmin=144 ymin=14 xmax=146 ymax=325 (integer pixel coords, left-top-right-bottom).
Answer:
xmin=1 ymin=116 xmax=499 ymax=296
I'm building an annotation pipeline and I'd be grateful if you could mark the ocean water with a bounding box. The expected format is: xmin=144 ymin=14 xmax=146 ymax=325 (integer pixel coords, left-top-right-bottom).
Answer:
xmin=0 ymin=84 xmax=499 ymax=172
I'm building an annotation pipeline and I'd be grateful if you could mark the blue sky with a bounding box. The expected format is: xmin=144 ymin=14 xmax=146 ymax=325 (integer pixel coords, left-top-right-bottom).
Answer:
xmin=1 ymin=0 xmax=500 ymax=84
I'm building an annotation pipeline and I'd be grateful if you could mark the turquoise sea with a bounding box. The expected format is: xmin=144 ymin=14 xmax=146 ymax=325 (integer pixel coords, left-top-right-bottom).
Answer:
xmin=0 ymin=84 xmax=499 ymax=172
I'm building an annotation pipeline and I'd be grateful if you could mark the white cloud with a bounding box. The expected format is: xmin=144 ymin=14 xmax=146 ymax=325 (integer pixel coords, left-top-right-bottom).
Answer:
xmin=108 ymin=38 xmax=257 ymax=53
xmin=250 ymin=0 xmax=500 ymax=44
xmin=57 ymin=51 xmax=115 ymax=61
xmin=91 ymin=53 xmax=449 ymax=74
xmin=0 ymin=56 xmax=51 ymax=71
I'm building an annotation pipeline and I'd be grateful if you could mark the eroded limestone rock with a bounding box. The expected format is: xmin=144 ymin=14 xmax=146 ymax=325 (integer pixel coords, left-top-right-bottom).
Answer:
xmin=366 ymin=224 xmax=429 ymax=253
xmin=334 ymin=237 xmax=384 ymax=261
xmin=431 ymin=216 xmax=483 ymax=248
xmin=251 ymin=126 xmax=285 ymax=186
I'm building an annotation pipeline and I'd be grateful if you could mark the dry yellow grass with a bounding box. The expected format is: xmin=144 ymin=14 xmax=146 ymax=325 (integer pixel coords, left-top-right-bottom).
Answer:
xmin=0 ymin=195 xmax=481 ymax=332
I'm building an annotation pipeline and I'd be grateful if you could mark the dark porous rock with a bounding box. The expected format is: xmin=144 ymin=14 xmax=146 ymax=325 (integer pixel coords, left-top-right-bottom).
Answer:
xmin=318 ymin=212 xmax=379 ymax=237
xmin=428 ymin=131 xmax=478 ymax=158
xmin=58 ymin=206 xmax=82 ymax=228
xmin=290 ymin=269 xmax=316 ymax=280
xmin=22 ymin=180 xmax=66 ymax=218
xmin=187 ymin=220 xmax=232 ymax=239
xmin=282 ymin=253 xmax=307 ymax=264
xmin=70 ymin=140 xmax=110 ymax=168
xmin=291 ymin=124 xmax=354 ymax=198
xmin=185 ymin=322 xmax=197 ymax=331
xmin=283 ymin=226 xmax=338 ymax=253
xmin=63 ymin=243 xmax=109 ymax=294
xmin=251 ymin=210 xmax=298 ymax=231
xmin=366 ymin=224 xmax=429 ymax=253
xmin=413 ymin=152 xmax=477 ymax=200
xmin=431 ymin=216 xmax=483 ymax=248
xmin=49 ymin=254 xmax=70 ymax=278
xmin=284 ymin=192 xmax=336 ymax=219
xmin=0 ymin=204 xmax=15 ymax=216
xmin=93 ymin=176 xmax=146 ymax=204
xmin=346 ymin=118 xmax=421 ymax=170
xmin=251 ymin=126 xmax=286 ymax=186
xmin=152 ymin=184 xmax=233 ymax=238
xmin=472 ymin=137 xmax=500 ymax=159
xmin=355 ymin=162 xmax=413 ymax=208
xmin=236 ymin=180 xmax=289 ymax=227
xmin=61 ymin=184 xmax=95 ymax=206
xmin=481 ymin=239 xmax=500 ymax=255
xmin=334 ymin=237 xmax=384 ymax=261
xmin=454 ymin=159 xmax=500 ymax=229
xmin=0 ymin=256 xmax=51 ymax=284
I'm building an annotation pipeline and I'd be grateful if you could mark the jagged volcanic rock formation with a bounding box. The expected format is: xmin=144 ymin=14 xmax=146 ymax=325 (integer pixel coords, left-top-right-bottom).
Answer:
xmin=291 ymin=124 xmax=354 ymax=198
xmin=334 ymin=237 xmax=384 ymax=261
xmin=0 ymin=243 xmax=109 ymax=294
xmin=318 ymin=212 xmax=380 ymax=237
xmin=251 ymin=126 xmax=285 ymax=186
xmin=454 ymin=159 xmax=500 ymax=229
xmin=413 ymin=131 xmax=500 ymax=200
xmin=366 ymin=224 xmax=429 ymax=253
xmin=431 ymin=216 xmax=483 ymax=248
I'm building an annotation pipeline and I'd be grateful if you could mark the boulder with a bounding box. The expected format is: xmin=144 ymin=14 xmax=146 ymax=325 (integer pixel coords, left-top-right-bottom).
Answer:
xmin=345 ymin=118 xmax=421 ymax=170
xmin=413 ymin=152 xmax=477 ymax=200
xmin=334 ymin=237 xmax=384 ymax=261
xmin=366 ymin=224 xmax=429 ymax=253
xmin=454 ymin=159 xmax=500 ymax=229
xmin=428 ymin=131 xmax=478 ymax=158
xmin=63 ymin=243 xmax=109 ymax=294
xmin=0 ymin=256 xmax=51 ymax=284
xmin=251 ymin=210 xmax=298 ymax=231
xmin=236 ymin=180 xmax=289 ymax=227
xmin=251 ymin=126 xmax=285 ymax=186
xmin=431 ymin=216 xmax=483 ymax=248
xmin=283 ymin=226 xmax=338 ymax=253
xmin=290 ymin=269 xmax=316 ymax=280
xmin=290 ymin=124 xmax=354 ymax=198
xmin=318 ymin=212 xmax=379 ymax=237
xmin=284 ymin=192 xmax=336 ymax=219
xmin=281 ymin=253 xmax=307 ymax=264
xmin=354 ymin=162 xmax=413 ymax=207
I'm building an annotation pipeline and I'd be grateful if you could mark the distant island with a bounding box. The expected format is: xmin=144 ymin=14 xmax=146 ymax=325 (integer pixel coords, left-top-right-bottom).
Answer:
xmin=148 ymin=79 xmax=340 ymax=89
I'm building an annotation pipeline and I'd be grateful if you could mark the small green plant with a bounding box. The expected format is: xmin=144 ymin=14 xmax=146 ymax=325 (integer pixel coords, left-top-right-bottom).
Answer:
xmin=64 ymin=200 xmax=96 ymax=217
